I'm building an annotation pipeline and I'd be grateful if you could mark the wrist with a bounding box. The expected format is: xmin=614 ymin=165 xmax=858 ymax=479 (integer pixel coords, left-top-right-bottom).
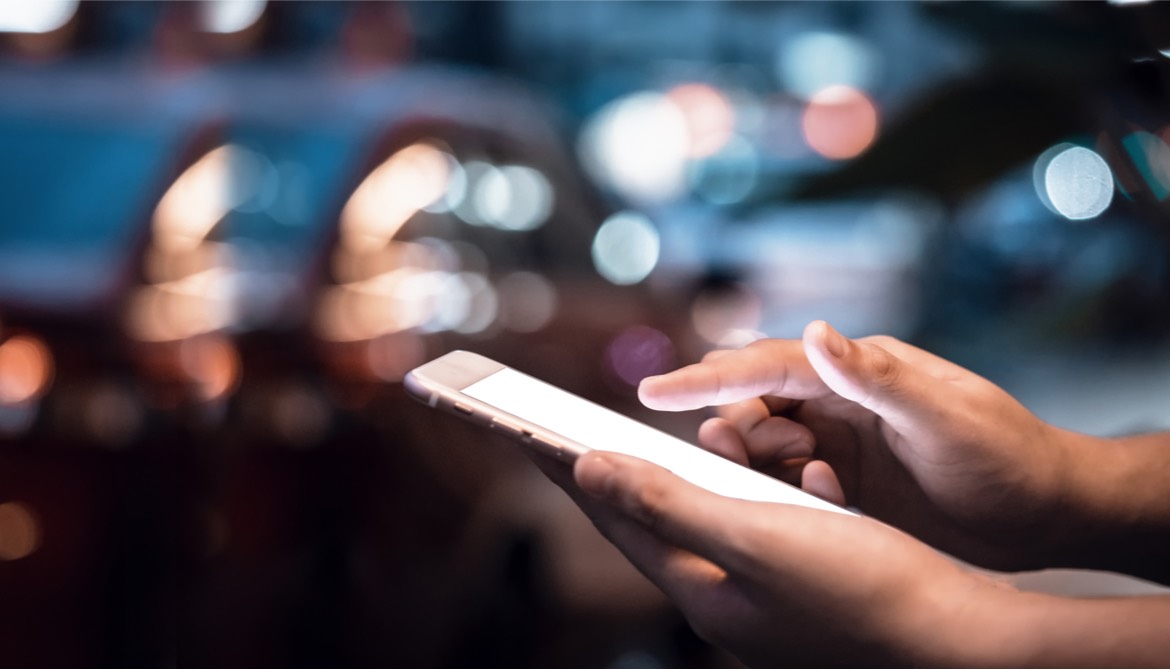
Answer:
xmin=1040 ymin=429 xmax=1170 ymax=581
xmin=982 ymin=422 xmax=1094 ymax=569
xmin=899 ymin=567 xmax=1024 ymax=667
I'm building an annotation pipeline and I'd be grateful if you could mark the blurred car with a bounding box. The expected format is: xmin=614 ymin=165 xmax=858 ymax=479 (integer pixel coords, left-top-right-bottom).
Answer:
xmin=0 ymin=39 xmax=713 ymax=667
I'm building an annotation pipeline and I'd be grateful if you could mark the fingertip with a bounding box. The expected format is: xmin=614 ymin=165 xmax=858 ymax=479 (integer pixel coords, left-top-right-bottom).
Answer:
xmin=638 ymin=372 xmax=702 ymax=411
xmin=803 ymin=320 xmax=848 ymax=359
xmin=574 ymin=451 xmax=618 ymax=499
xmin=802 ymin=319 xmax=828 ymax=343
xmin=800 ymin=460 xmax=847 ymax=507
xmin=697 ymin=417 xmax=750 ymax=466
xmin=696 ymin=416 xmax=728 ymax=445
xmin=636 ymin=375 xmax=666 ymax=408
xmin=802 ymin=321 xmax=869 ymax=408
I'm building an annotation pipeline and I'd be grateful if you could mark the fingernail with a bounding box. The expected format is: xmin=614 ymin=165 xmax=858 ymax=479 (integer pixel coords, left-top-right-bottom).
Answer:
xmin=576 ymin=453 xmax=617 ymax=499
xmin=822 ymin=323 xmax=848 ymax=358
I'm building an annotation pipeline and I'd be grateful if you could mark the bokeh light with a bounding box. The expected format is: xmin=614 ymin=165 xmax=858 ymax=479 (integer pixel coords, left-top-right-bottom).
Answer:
xmin=134 ymin=144 xmax=254 ymax=344
xmin=0 ymin=334 xmax=54 ymax=404
xmin=801 ymin=85 xmax=879 ymax=160
xmin=450 ymin=272 xmax=499 ymax=334
xmin=591 ymin=211 xmax=661 ymax=285
xmin=332 ymin=240 xmax=438 ymax=285
xmin=320 ymin=268 xmax=436 ymax=341
xmin=423 ymin=152 xmax=468 ymax=214
xmin=666 ymin=83 xmax=736 ymax=159
xmin=179 ymin=334 xmax=242 ymax=402
xmin=454 ymin=160 xmax=501 ymax=226
xmin=153 ymin=145 xmax=237 ymax=252
xmin=0 ymin=501 xmax=41 ymax=561
xmin=1033 ymin=143 xmax=1114 ymax=221
xmin=126 ymin=267 xmax=238 ymax=342
xmin=498 ymin=271 xmax=558 ymax=333
xmin=0 ymin=0 xmax=77 ymax=33
xmin=341 ymin=141 xmax=451 ymax=252
xmin=777 ymin=31 xmax=879 ymax=99
xmin=477 ymin=165 xmax=555 ymax=231
xmin=605 ymin=325 xmax=675 ymax=387
xmin=199 ymin=0 xmax=267 ymax=34
xmin=579 ymin=92 xmax=690 ymax=203
xmin=414 ymin=270 xmax=463 ymax=332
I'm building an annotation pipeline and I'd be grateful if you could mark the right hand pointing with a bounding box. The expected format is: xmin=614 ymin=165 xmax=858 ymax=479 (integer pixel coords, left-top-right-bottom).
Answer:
xmin=638 ymin=320 xmax=1076 ymax=570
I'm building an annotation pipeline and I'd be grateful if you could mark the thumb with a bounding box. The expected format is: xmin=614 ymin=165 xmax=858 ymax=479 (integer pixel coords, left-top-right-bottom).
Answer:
xmin=574 ymin=450 xmax=766 ymax=576
xmin=801 ymin=320 xmax=949 ymax=435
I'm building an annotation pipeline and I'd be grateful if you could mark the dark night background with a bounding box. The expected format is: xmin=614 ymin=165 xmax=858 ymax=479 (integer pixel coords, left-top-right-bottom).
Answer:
xmin=1 ymin=1 xmax=1170 ymax=666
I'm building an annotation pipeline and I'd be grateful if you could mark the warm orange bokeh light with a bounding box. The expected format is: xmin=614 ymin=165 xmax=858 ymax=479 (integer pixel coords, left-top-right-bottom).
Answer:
xmin=801 ymin=85 xmax=879 ymax=160
xmin=0 ymin=501 xmax=41 ymax=561
xmin=125 ymin=268 xmax=236 ymax=342
xmin=0 ymin=334 xmax=54 ymax=404
xmin=666 ymin=82 xmax=736 ymax=158
xmin=179 ymin=334 xmax=242 ymax=402
xmin=340 ymin=142 xmax=451 ymax=252
xmin=153 ymin=145 xmax=234 ymax=252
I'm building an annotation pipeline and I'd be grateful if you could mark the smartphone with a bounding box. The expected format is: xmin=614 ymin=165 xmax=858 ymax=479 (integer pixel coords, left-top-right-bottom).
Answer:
xmin=405 ymin=350 xmax=855 ymax=516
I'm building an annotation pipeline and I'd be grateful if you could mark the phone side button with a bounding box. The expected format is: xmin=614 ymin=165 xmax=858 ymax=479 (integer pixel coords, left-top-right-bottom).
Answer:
xmin=489 ymin=418 xmax=523 ymax=438
xmin=530 ymin=435 xmax=567 ymax=462
xmin=453 ymin=402 xmax=474 ymax=415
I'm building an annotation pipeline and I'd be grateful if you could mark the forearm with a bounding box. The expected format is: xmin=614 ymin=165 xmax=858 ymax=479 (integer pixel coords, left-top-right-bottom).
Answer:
xmin=958 ymin=588 xmax=1170 ymax=667
xmin=1051 ymin=429 xmax=1170 ymax=582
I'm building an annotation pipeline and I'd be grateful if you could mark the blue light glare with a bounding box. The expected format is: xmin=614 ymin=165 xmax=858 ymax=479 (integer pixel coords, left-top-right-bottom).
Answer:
xmin=776 ymin=31 xmax=879 ymax=99
xmin=1033 ymin=144 xmax=1114 ymax=221
xmin=591 ymin=211 xmax=661 ymax=285
xmin=0 ymin=0 xmax=77 ymax=33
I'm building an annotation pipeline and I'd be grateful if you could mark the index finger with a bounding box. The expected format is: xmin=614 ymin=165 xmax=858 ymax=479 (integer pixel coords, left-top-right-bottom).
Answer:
xmin=638 ymin=339 xmax=833 ymax=411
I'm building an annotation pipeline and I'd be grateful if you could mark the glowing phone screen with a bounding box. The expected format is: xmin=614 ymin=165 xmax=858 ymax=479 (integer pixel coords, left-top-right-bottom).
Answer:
xmin=463 ymin=367 xmax=851 ymax=515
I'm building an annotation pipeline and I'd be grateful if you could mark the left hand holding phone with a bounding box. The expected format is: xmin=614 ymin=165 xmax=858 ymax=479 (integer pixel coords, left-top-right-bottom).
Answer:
xmin=536 ymin=448 xmax=1002 ymax=667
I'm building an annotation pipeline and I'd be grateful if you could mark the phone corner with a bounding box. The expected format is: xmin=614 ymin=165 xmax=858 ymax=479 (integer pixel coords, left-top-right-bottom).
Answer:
xmin=402 ymin=371 xmax=436 ymax=406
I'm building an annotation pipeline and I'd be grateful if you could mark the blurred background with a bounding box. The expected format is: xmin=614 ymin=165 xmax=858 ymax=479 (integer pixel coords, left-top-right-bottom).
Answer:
xmin=2 ymin=0 xmax=1170 ymax=666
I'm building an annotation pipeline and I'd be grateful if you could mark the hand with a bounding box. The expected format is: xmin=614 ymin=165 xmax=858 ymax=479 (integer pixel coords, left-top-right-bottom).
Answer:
xmin=639 ymin=320 xmax=1077 ymax=570
xmin=542 ymin=450 xmax=1170 ymax=668
xmin=557 ymin=449 xmax=1006 ymax=667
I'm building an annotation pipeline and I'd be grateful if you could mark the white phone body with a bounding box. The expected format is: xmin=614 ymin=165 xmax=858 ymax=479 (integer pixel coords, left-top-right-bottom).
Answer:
xmin=405 ymin=350 xmax=855 ymax=516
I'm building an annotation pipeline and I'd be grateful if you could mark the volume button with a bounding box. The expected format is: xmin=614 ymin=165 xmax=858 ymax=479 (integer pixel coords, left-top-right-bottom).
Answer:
xmin=453 ymin=402 xmax=474 ymax=415
xmin=489 ymin=418 xmax=523 ymax=437
xmin=530 ymin=434 xmax=567 ymax=462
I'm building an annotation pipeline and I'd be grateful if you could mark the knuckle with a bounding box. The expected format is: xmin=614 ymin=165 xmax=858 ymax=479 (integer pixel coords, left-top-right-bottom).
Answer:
xmin=867 ymin=344 xmax=901 ymax=389
xmin=629 ymin=476 xmax=670 ymax=532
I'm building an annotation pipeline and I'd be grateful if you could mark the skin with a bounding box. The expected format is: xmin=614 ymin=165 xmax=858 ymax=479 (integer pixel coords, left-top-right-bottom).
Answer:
xmin=537 ymin=320 xmax=1170 ymax=666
